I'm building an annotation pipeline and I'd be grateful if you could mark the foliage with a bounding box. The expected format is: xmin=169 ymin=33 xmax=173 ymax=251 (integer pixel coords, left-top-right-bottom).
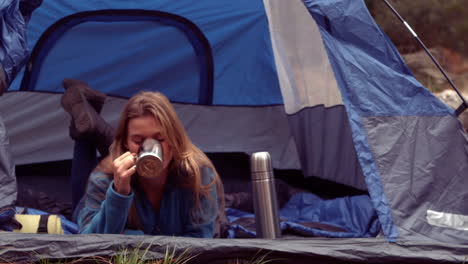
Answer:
xmin=26 ymin=246 xmax=276 ymax=264
xmin=365 ymin=0 xmax=468 ymax=55
xmin=34 ymin=244 xmax=196 ymax=264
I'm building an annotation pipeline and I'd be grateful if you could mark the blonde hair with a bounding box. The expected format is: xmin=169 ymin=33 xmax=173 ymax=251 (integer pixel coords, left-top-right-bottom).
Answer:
xmin=100 ymin=91 xmax=224 ymax=229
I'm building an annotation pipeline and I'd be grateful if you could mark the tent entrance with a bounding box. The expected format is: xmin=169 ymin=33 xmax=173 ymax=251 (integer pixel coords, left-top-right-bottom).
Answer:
xmin=21 ymin=9 xmax=214 ymax=105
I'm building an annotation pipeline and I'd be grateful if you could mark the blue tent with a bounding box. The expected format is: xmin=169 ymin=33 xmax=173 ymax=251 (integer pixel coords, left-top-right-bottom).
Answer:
xmin=1 ymin=0 xmax=468 ymax=262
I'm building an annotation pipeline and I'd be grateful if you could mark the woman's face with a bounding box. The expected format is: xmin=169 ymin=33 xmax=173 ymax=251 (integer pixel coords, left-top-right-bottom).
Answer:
xmin=126 ymin=115 xmax=173 ymax=177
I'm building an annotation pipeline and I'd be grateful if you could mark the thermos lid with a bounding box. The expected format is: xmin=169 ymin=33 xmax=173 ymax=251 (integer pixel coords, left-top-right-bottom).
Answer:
xmin=250 ymin=152 xmax=272 ymax=175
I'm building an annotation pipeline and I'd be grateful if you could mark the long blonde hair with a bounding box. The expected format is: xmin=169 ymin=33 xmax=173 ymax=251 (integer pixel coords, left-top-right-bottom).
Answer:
xmin=99 ymin=91 xmax=224 ymax=229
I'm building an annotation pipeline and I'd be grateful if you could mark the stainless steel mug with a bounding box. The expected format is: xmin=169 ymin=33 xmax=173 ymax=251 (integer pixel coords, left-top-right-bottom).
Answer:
xmin=250 ymin=152 xmax=281 ymax=238
xmin=136 ymin=138 xmax=163 ymax=178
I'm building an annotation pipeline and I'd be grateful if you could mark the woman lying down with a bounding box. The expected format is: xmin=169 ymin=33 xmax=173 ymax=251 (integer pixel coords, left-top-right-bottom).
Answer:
xmin=60 ymin=79 xmax=226 ymax=238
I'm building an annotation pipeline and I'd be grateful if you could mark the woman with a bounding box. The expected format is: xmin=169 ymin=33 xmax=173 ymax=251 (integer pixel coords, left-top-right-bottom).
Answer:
xmin=61 ymin=79 xmax=225 ymax=237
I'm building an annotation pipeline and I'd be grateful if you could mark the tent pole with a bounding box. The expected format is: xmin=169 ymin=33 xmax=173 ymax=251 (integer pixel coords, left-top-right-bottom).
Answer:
xmin=381 ymin=0 xmax=468 ymax=116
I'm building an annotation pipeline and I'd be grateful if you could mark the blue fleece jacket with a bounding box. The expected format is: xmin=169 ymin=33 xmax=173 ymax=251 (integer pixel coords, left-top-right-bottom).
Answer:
xmin=76 ymin=166 xmax=219 ymax=237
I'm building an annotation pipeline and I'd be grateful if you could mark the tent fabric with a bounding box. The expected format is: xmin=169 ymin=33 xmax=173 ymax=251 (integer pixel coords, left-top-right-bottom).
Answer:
xmin=0 ymin=63 xmax=7 ymax=95
xmin=288 ymin=105 xmax=367 ymax=190
xmin=0 ymin=206 xmax=21 ymax=231
xmin=21 ymin=10 xmax=214 ymax=105
xmin=263 ymin=0 xmax=368 ymax=191
xmin=0 ymin=0 xmax=39 ymax=217
xmin=226 ymin=193 xmax=380 ymax=238
xmin=0 ymin=0 xmax=28 ymax=83
xmin=303 ymin=0 xmax=468 ymax=243
xmin=0 ymin=233 xmax=468 ymax=264
xmin=302 ymin=0 xmax=451 ymax=116
xmin=263 ymin=0 xmax=343 ymax=114
xmin=0 ymin=92 xmax=301 ymax=169
xmin=0 ymin=0 xmax=468 ymax=256
xmin=9 ymin=0 xmax=283 ymax=106
xmin=0 ymin=115 xmax=16 ymax=208
xmin=364 ymin=115 xmax=468 ymax=243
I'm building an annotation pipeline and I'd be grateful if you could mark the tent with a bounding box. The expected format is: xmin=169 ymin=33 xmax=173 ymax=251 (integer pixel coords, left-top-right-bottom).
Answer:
xmin=1 ymin=0 xmax=468 ymax=262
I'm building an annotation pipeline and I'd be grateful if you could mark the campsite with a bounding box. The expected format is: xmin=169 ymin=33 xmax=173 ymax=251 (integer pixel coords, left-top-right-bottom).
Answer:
xmin=1 ymin=0 xmax=468 ymax=263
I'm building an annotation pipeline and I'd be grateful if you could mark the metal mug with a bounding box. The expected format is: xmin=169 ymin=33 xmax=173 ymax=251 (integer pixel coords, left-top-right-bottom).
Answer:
xmin=136 ymin=138 xmax=164 ymax=178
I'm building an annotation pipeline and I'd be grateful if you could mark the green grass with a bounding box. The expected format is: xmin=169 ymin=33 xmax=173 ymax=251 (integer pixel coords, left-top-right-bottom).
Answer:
xmin=34 ymin=243 xmax=195 ymax=264
xmin=27 ymin=245 xmax=277 ymax=264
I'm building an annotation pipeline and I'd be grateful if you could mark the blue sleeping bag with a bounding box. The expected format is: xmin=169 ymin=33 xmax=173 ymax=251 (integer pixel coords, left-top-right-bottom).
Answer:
xmin=226 ymin=193 xmax=381 ymax=238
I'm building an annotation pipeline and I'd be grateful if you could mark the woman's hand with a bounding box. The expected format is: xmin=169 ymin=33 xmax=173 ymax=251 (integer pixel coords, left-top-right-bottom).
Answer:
xmin=112 ymin=151 xmax=137 ymax=195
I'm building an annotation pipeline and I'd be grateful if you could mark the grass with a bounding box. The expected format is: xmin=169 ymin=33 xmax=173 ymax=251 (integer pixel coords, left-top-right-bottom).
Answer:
xmin=34 ymin=243 xmax=195 ymax=264
xmin=237 ymin=250 xmax=275 ymax=264
xmin=26 ymin=245 xmax=277 ymax=264
xmin=0 ymin=239 xmax=279 ymax=264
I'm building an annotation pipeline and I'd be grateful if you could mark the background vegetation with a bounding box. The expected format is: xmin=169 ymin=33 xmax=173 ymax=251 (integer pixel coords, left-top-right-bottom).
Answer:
xmin=364 ymin=0 xmax=468 ymax=94
xmin=365 ymin=0 xmax=468 ymax=56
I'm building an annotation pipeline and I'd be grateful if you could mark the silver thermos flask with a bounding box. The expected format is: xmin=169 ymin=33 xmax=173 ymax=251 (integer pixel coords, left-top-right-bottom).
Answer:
xmin=250 ymin=152 xmax=281 ymax=238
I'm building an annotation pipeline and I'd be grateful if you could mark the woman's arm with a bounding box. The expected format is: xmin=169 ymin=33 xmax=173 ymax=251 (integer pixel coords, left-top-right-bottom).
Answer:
xmin=77 ymin=172 xmax=133 ymax=234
